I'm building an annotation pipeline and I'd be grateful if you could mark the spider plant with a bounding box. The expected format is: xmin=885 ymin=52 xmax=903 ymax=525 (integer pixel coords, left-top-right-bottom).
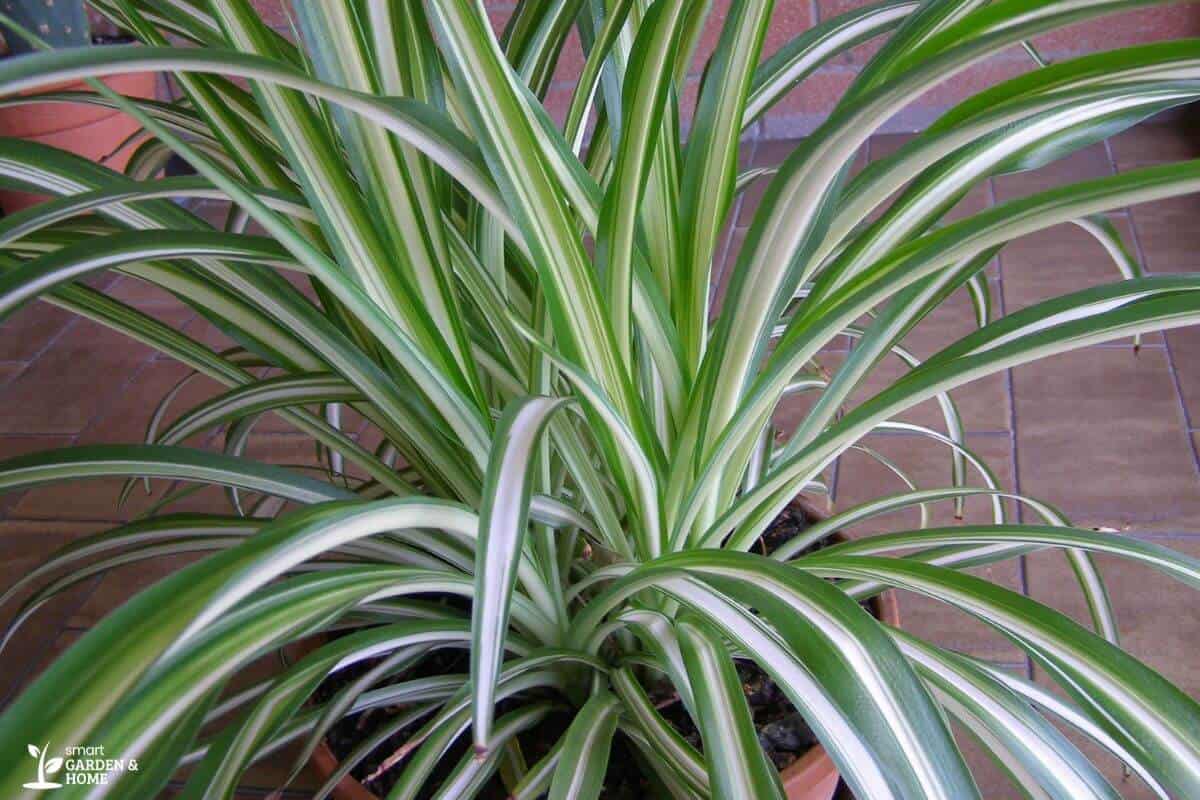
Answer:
xmin=0 ymin=0 xmax=1199 ymax=797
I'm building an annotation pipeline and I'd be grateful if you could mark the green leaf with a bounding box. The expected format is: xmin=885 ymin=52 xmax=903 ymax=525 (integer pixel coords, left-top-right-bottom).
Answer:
xmin=676 ymin=615 xmax=785 ymax=800
xmin=548 ymin=692 xmax=621 ymax=800
xmin=0 ymin=444 xmax=350 ymax=504
xmin=471 ymin=397 xmax=572 ymax=751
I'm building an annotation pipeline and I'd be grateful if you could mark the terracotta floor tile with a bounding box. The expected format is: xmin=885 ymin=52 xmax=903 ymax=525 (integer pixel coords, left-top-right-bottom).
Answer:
xmin=991 ymin=142 xmax=1112 ymax=202
xmin=106 ymin=274 xmax=195 ymax=309
xmin=1109 ymin=120 xmax=1200 ymax=169
xmin=244 ymin=433 xmax=327 ymax=469
xmin=1012 ymin=348 xmax=1200 ymax=530
xmin=188 ymin=198 xmax=235 ymax=228
xmin=0 ymin=433 xmax=71 ymax=459
xmin=5 ymin=354 xmax=235 ymax=520
xmin=245 ymin=407 xmax=313 ymax=435
xmin=832 ymin=433 xmax=1025 ymax=661
xmin=0 ymin=301 xmax=75 ymax=361
xmin=1000 ymin=215 xmax=1139 ymax=307
xmin=883 ymin=583 xmax=1026 ymax=665
xmin=833 ymin=433 xmax=1016 ymax=531
xmin=865 ymin=131 xmax=915 ymax=161
xmin=768 ymin=307 xmax=1003 ymax=438
xmin=771 ymin=351 xmax=845 ymax=448
xmin=0 ymin=318 xmax=157 ymax=435
xmin=0 ymin=361 xmax=22 ymax=388
xmin=76 ymin=360 xmax=225 ymax=447
xmin=104 ymin=276 xmax=201 ymax=328
xmin=1128 ymin=192 xmax=1200 ymax=274
xmin=854 ymin=356 xmax=1011 ymax=436
xmin=209 ymin=433 xmax=336 ymax=517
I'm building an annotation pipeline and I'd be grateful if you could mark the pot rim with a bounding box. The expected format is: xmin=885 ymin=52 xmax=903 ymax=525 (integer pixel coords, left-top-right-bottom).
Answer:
xmin=0 ymin=71 xmax=158 ymax=138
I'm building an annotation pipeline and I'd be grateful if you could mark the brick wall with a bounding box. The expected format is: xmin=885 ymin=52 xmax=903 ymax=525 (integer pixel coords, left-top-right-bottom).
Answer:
xmin=250 ymin=0 xmax=1200 ymax=136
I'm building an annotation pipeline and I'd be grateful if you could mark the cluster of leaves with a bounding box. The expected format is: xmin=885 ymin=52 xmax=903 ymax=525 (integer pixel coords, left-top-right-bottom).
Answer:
xmin=0 ymin=0 xmax=1198 ymax=798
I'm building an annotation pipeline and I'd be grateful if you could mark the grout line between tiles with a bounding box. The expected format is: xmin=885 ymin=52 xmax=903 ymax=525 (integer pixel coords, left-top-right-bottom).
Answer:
xmin=0 ymin=313 xmax=85 ymax=391
xmin=1160 ymin=334 xmax=1200 ymax=478
xmin=988 ymin=173 xmax=1034 ymax=680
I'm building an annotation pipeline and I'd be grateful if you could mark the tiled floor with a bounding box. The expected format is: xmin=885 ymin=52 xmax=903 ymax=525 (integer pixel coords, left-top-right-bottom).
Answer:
xmin=0 ymin=121 xmax=1198 ymax=797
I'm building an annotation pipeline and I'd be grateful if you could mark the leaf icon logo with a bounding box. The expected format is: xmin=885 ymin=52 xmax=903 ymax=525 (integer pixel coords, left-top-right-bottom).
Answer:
xmin=23 ymin=741 xmax=63 ymax=790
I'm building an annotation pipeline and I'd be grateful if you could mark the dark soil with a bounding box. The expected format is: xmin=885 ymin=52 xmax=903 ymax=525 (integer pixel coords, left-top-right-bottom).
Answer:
xmin=313 ymin=502 xmax=842 ymax=796
xmin=317 ymin=654 xmax=651 ymax=799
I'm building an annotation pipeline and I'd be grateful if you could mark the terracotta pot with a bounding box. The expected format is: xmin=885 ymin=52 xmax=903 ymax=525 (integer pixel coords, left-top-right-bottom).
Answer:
xmin=309 ymin=743 xmax=377 ymax=800
xmin=0 ymin=70 xmax=158 ymax=213
xmin=306 ymin=497 xmax=900 ymax=800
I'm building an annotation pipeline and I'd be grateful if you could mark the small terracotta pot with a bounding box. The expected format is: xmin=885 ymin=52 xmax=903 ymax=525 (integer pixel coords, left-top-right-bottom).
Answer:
xmin=0 ymin=70 xmax=158 ymax=213
xmin=306 ymin=498 xmax=900 ymax=800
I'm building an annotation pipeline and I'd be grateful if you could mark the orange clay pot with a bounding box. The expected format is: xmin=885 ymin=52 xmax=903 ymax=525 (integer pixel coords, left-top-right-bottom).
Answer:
xmin=305 ymin=498 xmax=900 ymax=800
xmin=0 ymin=71 xmax=158 ymax=213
